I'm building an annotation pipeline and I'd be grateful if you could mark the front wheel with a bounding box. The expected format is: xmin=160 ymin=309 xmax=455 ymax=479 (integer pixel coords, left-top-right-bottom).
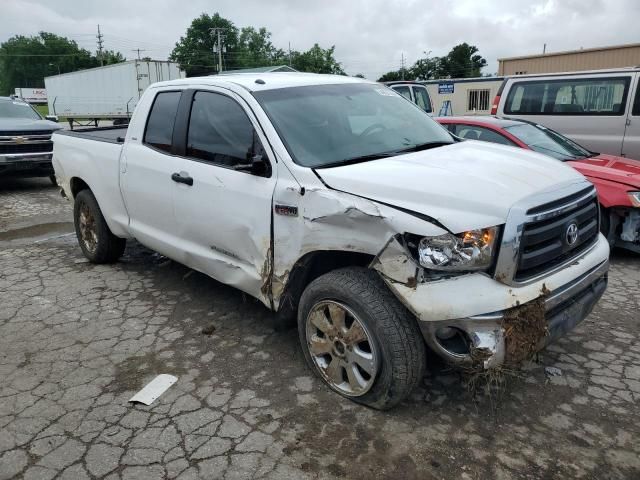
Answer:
xmin=73 ymin=189 xmax=126 ymax=263
xmin=298 ymin=267 xmax=426 ymax=410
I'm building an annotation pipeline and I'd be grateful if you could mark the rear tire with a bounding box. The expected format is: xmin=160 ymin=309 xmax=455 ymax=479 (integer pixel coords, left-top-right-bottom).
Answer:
xmin=49 ymin=174 xmax=57 ymax=186
xmin=73 ymin=189 xmax=126 ymax=263
xmin=297 ymin=267 xmax=426 ymax=410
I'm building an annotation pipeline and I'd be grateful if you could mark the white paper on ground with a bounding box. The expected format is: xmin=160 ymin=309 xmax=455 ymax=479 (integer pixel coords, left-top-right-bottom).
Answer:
xmin=129 ymin=374 xmax=178 ymax=405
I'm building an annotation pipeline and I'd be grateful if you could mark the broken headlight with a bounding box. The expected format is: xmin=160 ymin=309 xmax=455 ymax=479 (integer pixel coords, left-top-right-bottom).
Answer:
xmin=417 ymin=227 xmax=498 ymax=272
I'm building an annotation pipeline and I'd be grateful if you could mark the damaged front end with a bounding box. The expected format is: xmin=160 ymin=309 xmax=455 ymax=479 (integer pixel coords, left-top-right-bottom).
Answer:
xmin=371 ymin=233 xmax=609 ymax=369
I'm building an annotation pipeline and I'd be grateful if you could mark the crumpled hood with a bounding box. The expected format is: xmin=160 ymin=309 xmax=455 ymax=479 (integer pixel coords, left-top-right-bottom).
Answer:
xmin=0 ymin=118 xmax=62 ymax=132
xmin=569 ymin=154 xmax=640 ymax=189
xmin=315 ymin=141 xmax=585 ymax=233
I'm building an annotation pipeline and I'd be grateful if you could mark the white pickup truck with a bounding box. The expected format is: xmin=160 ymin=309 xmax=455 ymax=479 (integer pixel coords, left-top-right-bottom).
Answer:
xmin=53 ymin=73 xmax=609 ymax=409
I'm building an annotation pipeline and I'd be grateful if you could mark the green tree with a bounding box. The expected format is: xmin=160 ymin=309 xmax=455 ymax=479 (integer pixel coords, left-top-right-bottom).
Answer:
xmin=291 ymin=44 xmax=344 ymax=74
xmin=170 ymin=13 xmax=240 ymax=76
xmin=377 ymin=70 xmax=404 ymax=82
xmin=0 ymin=32 xmax=122 ymax=95
xmin=236 ymin=27 xmax=285 ymax=68
xmin=101 ymin=50 xmax=126 ymax=65
xmin=410 ymin=57 xmax=440 ymax=80
xmin=436 ymin=43 xmax=487 ymax=78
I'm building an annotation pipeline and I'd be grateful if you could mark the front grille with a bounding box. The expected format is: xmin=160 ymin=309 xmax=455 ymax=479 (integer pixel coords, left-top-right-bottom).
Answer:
xmin=0 ymin=130 xmax=53 ymax=137
xmin=515 ymin=190 xmax=599 ymax=282
xmin=0 ymin=142 xmax=53 ymax=155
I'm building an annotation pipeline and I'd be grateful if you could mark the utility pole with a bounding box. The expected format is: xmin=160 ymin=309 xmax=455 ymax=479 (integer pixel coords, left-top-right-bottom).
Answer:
xmin=96 ymin=24 xmax=104 ymax=66
xmin=401 ymin=52 xmax=406 ymax=80
xmin=288 ymin=42 xmax=292 ymax=66
xmin=132 ymin=49 xmax=146 ymax=60
xmin=209 ymin=28 xmax=226 ymax=73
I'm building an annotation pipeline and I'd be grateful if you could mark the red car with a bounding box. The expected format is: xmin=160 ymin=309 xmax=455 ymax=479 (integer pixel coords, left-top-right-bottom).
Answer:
xmin=437 ymin=116 xmax=640 ymax=253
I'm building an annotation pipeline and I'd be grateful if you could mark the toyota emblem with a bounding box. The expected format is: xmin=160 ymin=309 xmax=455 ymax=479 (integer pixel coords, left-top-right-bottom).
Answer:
xmin=565 ymin=222 xmax=579 ymax=246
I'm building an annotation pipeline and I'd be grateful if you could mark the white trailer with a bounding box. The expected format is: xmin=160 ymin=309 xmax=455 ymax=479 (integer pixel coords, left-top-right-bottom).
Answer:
xmin=45 ymin=60 xmax=185 ymax=128
xmin=423 ymin=77 xmax=504 ymax=116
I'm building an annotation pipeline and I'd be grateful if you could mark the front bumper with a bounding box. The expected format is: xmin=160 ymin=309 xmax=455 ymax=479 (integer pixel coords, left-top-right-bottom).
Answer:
xmin=420 ymin=259 xmax=608 ymax=368
xmin=376 ymin=233 xmax=610 ymax=368
xmin=0 ymin=153 xmax=53 ymax=177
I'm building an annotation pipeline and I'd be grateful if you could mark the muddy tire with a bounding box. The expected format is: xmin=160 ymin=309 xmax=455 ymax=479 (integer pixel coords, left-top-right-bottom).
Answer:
xmin=297 ymin=267 xmax=426 ymax=410
xmin=73 ymin=189 xmax=126 ymax=263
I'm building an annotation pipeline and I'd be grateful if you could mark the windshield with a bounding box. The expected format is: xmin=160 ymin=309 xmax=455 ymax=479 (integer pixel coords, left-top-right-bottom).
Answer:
xmin=504 ymin=123 xmax=592 ymax=161
xmin=254 ymin=83 xmax=453 ymax=168
xmin=0 ymin=99 xmax=42 ymax=120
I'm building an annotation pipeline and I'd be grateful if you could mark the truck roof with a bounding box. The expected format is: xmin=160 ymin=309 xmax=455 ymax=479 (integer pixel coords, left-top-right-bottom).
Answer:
xmin=150 ymin=72 xmax=375 ymax=92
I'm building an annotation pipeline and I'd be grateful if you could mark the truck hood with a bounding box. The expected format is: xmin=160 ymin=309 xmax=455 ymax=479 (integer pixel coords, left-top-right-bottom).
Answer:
xmin=0 ymin=118 xmax=62 ymax=132
xmin=315 ymin=141 xmax=585 ymax=233
xmin=569 ymin=154 xmax=640 ymax=189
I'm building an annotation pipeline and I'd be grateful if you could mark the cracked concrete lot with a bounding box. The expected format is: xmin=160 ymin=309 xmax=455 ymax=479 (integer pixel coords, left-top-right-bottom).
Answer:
xmin=1 ymin=178 xmax=639 ymax=480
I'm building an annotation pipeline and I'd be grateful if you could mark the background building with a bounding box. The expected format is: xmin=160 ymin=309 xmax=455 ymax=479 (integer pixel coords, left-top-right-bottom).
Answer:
xmin=498 ymin=43 xmax=640 ymax=76
xmin=423 ymin=77 xmax=504 ymax=116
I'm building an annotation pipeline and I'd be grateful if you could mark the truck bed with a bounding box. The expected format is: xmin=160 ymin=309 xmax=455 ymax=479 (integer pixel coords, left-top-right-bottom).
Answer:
xmin=55 ymin=126 xmax=127 ymax=144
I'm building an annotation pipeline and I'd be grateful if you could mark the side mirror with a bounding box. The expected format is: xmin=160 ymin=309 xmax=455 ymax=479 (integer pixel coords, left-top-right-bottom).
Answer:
xmin=234 ymin=153 xmax=270 ymax=176
xmin=45 ymin=115 xmax=59 ymax=123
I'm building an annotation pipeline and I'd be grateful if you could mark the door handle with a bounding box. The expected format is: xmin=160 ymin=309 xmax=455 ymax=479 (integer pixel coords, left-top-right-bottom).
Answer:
xmin=171 ymin=172 xmax=193 ymax=186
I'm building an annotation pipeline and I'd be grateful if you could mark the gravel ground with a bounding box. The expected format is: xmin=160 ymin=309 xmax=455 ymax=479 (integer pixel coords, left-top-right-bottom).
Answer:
xmin=1 ymin=177 xmax=639 ymax=480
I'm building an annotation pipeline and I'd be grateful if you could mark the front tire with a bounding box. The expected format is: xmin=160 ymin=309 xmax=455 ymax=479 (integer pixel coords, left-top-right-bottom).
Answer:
xmin=298 ymin=267 xmax=426 ymax=410
xmin=73 ymin=189 xmax=126 ymax=263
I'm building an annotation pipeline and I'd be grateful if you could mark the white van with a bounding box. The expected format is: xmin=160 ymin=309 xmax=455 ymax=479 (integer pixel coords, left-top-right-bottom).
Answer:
xmin=492 ymin=67 xmax=640 ymax=159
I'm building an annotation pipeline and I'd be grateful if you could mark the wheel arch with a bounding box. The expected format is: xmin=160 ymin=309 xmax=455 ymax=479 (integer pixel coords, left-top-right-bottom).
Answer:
xmin=69 ymin=176 xmax=92 ymax=199
xmin=275 ymin=249 xmax=376 ymax=319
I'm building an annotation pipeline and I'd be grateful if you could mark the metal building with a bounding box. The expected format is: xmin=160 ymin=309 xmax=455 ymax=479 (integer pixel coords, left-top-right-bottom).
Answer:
xmin=422 ymin=77 xmax=504 ymax=116
xmin=498 ymin=43 xmax=640 ymax=76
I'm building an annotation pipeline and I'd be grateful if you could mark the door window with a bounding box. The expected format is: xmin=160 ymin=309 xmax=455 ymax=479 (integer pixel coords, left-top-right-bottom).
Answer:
xmin=504 ymin=77 xmax=630 ymax=115
xmin=451 ymin=124 xmax=516 ymax=146
xmin=186 ymin=92 xmax=262 ymax=168
xmin=143 ymin=91 xmax=181 ymax=153
xmin=412 ymin=86 xmax=432 ymax=112
xmin=391 ymin=85 xmax=412 ymax=101
xmin=633 ymin=84 xmax=640 ymax=116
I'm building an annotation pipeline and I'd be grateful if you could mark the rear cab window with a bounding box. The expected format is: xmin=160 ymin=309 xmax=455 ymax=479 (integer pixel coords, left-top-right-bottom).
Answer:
xmin=143 ymin=91 xmax=182 ymax=153
xmin=504 ymin=76 xmax=631 ymax=116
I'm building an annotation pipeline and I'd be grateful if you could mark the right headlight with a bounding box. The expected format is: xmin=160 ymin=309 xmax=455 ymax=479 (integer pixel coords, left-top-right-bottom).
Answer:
xmin=628 ymin=191 xmax=640 ymax=208
xmin=416 ymin=227 xmax=499 ymax=272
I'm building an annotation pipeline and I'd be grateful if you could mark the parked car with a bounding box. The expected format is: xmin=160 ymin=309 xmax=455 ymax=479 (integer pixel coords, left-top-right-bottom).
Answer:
xmin=0 ymin=96 xmax=62 ymax=184
xmin=53 ymin=73 xmax=609 ymax=409
xmin=384 ymin=81 xmax=433 ymax=114
xmin=437 ymin=116 xmax=640 ymax=253
xmin=491 ymin=67 xmax=640 ymax=159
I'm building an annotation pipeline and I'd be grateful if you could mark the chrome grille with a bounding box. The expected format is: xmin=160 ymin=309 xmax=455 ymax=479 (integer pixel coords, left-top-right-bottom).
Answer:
xmin=515 ymin=188 xmax=599 ymax=282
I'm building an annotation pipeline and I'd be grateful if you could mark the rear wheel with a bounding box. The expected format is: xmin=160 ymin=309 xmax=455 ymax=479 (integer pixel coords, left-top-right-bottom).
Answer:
xmin=49 ymin=174 xmax=57 ymax=186
xmin=73 ymin=189 xmax=126 ymax=263
xmin=298 ymin=267 xmax=426 ymax=410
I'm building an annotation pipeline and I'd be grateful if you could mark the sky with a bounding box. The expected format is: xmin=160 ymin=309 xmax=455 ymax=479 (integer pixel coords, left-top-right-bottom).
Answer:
xmin=1 ymin=0 xmax=639 ymax=80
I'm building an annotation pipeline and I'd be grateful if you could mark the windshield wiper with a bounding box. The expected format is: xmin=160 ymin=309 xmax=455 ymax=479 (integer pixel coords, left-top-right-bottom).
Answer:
xmin=315 ymin=151 xmax=398 ymax=169
xmin=393 ymin=141 xmax=453 ymax=154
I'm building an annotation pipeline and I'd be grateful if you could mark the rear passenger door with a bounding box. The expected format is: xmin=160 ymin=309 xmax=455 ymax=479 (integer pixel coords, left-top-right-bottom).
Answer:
xmin=121 ymin=88 xmax=187 ymax=258
xmin=170 ymin=89 xmax=276 ymax=304
xmin=622 ymin=75 xmax=640 ymax=159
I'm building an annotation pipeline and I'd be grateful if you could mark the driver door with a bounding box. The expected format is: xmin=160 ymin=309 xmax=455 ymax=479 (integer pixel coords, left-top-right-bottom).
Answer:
xmin=170 ymin=89 xmax=276 ymax=304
